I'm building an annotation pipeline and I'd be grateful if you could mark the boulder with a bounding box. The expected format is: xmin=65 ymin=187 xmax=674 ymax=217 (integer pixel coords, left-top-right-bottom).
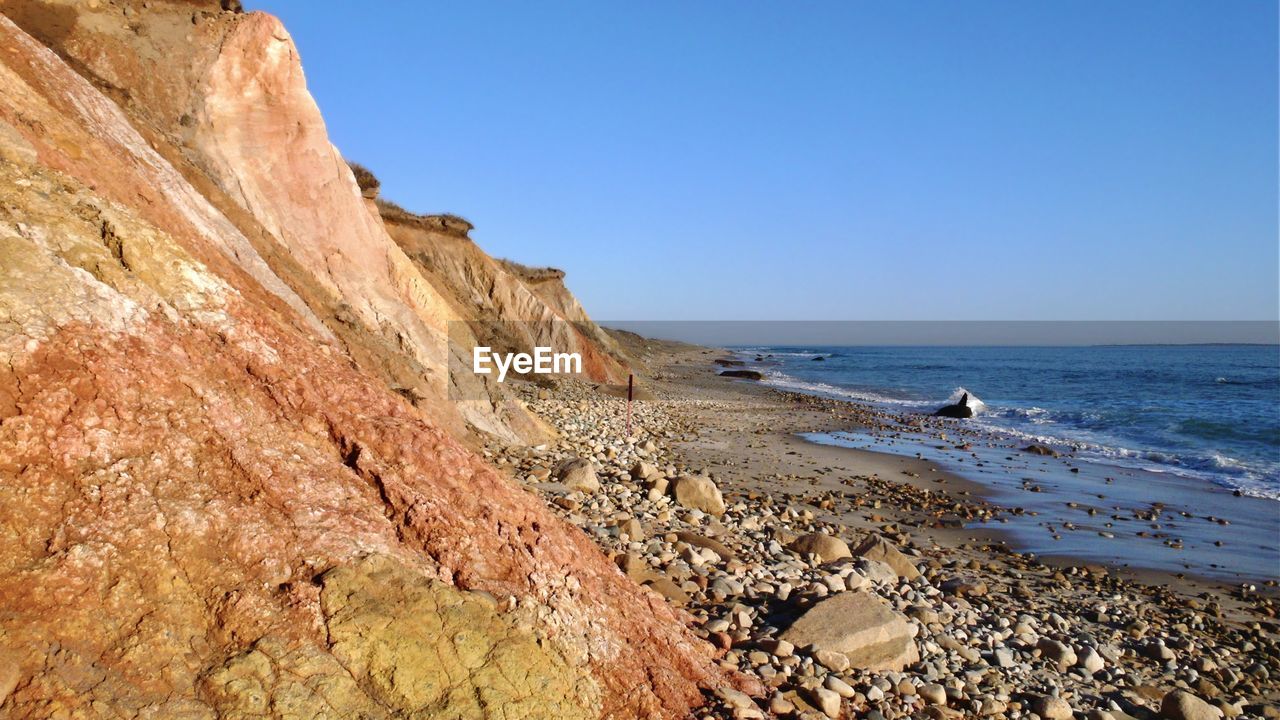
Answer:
xmin=1031 ymin=694 xmax=1074 ymax=720
xmin=669 ymin=475 xmax=726 ymax=516
xmin=719 ymin=370 xmax=764 ymax=380
xmin=1161 ymin=691 xmax=1223 ymax=720
xmin=617 ymin=517 xmax=645 ymax=541
xmin=853 ymin=558 xmax=900 ymax=585
xmin=554 ymin=457 xmax=600 ymax=493
xmin=1023 ymin=444 xmax=1061 ymax=457
xmin=789 ymin=533 xmax=852 ymax=563
xmin=934 ymin=392 xmax=975 ymax=419
xmin=780 ymin=590 xmax=918 ymax=672
xmin=852 ymin=536 xmax=921 ymax=579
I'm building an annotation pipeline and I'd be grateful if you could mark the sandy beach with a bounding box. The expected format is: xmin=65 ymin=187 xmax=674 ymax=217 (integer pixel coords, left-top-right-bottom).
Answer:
xmin=638 ymin=337 xmax=1278 ymax=588
xmin=490 ymin=332 xmax=1280 ymax=718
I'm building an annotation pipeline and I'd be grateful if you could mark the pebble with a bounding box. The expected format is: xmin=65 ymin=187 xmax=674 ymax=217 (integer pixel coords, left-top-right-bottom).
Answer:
xmin=919 ymin=682 xmax=947 ymax=705
xmin=807 ymin=686 xmax=841 ymax=718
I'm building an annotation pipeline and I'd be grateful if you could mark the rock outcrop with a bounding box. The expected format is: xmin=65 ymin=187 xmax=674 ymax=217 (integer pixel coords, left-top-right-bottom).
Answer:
xmin=852 ymin=535 xmax=922 ymax=580
xmin=0 ymin=4 xmax=737 ymax=717
xmin=669 ymin=474 xmax=727 ymax=516
xmin=934 ymin=392 xmax=975 ymax=419
xmin=382 ymin=204 xmax=630 ymax=387
xmin=0 ymin=0 xmax=573 ymax=444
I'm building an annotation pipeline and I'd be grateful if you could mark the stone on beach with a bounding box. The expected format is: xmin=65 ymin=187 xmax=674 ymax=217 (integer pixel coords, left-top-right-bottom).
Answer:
xmin=919 ymin=683 xmax=947 ymax=705
xmin=1037 ymin=637 xmax=1078 ymax=671
xmin=854 ymin=558 xmax=900 ymax=585
xmin=643 ymin=577 xmax=691 ymax=607
xmin=630 ymin=460 xmax=660 ymax=480
xmin=1031 ymin=694 xmax=1074 ymax=720
xmin=674 ymin=530 xmax=737 ymax=560
xmin=1161 ymin=690 xmax=1224 ymax=720
xmin=939 ymin=576 xmax=988 ymax=597
xmin=553 ymin=457 xmax=600 ymax=492
xmin=789 ymin=532 xmax=853 ymax=563
xmin=1077 ymin=645 xmax=1105 ymax=674
xmin=669 ymin=474 xmax=726 ymax=515
xmin=617 ymin=517 xmax=645 ymax=541
xmin=719 ymin=370 xmax=765 ymax=380
xmin=852 ymin=535 xmax=921 ymax=579
xmin=806 ymin=686 xmax=843 ymax=718
xmin=780 ymin=590 xmax=919 ymax=672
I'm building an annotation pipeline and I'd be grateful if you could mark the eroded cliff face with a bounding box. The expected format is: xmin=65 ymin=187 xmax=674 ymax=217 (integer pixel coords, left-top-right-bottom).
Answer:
xmin=382 ymin=208 xmax=631 ymax=386
xmin=1 ymin=0 xmax=562 ymax=444
xmin=0 ymin=4 xmax=735 ymax=718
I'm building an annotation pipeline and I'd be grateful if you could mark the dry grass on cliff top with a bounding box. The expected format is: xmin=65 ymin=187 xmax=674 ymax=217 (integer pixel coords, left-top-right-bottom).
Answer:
xmin=376 ymin=198 xmax=474 ymax=237
xmin=497 ymin=258 xmax=566 ymax=283
xmin=346 ymin=161 xmax=380 ymax=195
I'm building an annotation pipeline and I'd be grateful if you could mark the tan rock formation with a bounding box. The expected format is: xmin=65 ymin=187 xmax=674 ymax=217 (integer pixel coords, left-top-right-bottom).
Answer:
xmin=852 ymin=535 xmax=922 ymax=579
xmin=781 ymin=590 xmax=920 ymax=672
xmin=669 ymin=474 xmax=727 ymax=516
xmin=0 ymin=6 xmax=745 ymax=718
xmin=383 ymin=204 xmax=631 ymax=385
xmin=1 ymin=0 xmax=564 ymax=444
xmin=789 ymin=532 xmax=854 ymax=564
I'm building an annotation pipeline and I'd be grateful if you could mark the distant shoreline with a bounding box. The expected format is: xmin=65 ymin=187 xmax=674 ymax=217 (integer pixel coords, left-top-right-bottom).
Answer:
xmin=621 ymin=334 xmax=1279 ymax=588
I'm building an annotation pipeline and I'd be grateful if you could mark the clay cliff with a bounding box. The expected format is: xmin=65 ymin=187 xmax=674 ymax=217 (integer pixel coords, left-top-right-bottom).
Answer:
xmin=0 ymin=1 xmax=738 ymax=717
xmin=0 ymin=0 xmax=579 ymax=444
xmin=379 ymin=200 xmax=631 ymax=387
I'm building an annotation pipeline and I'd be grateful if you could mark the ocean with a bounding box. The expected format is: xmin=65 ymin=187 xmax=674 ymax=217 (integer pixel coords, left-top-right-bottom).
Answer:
xmin=733 ymin=344 xmax=1280 ymax=581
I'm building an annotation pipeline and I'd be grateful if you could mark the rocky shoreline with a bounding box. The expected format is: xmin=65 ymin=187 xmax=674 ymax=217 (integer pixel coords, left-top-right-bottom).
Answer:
xmin=487 ymin=340 xmax=1280 ymax=719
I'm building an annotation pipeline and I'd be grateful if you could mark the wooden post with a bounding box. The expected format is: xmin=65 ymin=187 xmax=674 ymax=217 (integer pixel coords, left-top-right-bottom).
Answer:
xmin=626 ymin=374 xmax=634 ymax=438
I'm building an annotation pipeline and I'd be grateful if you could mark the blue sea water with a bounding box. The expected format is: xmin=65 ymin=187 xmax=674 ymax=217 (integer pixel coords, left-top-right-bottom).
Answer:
xmin=740 ymin=345 xmax=1280 ymax=500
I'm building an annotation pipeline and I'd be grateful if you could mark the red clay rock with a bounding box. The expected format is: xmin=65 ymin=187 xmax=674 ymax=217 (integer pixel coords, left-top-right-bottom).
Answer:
xmin=0 ymin=8 xmax=750 ymax=718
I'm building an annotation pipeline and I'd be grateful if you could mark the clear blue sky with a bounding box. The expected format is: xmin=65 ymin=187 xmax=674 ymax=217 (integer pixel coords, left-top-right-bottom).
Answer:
xmin=251 ymin=1 xmax=1278 ymax=322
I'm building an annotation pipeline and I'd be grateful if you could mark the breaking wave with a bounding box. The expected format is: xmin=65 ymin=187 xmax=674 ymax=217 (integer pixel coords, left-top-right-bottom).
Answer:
xmin=760 ymin=369 xmax=916 ymax=406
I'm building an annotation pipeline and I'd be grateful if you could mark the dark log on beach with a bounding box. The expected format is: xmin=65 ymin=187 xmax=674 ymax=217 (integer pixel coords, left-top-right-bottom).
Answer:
xmin=714 ymin=358 xmax=745 ymax=367
xmin=720 ymin=370 xmax=764 ymax=381
xmin=934 ymin=393 xmax=975 ymax=419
